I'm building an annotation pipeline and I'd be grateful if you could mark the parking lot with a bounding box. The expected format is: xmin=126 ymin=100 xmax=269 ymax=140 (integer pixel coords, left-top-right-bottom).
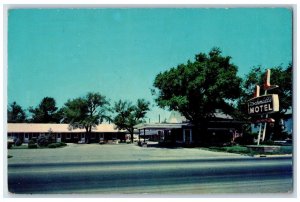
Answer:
xmin=7 ymin=143 xmax=246 ymax=164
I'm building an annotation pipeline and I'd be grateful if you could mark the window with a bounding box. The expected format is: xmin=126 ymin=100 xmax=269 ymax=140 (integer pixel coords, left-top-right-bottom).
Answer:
xmin=66 ymin=133 xmax=71 ymax=139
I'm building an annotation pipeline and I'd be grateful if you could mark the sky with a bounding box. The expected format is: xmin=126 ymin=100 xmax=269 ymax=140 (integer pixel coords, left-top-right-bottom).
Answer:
xmin=7 ymin=7 xmax=292 ymax=123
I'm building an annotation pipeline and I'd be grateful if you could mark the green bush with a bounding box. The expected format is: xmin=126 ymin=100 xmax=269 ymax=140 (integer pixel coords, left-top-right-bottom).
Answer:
xmin=208 ymin=146 xmax=251 ymax=154
xmin=37 ymin=136 xmax=50 ymax=147
xmin=59 ymin=142 xmax=67 ymax=146
xmin=48 ymin=143 xmax=58 ymax=148
xmin=15 ymin=138 xmax=23 ymax=146
xmin=28 ymin=139 xmax=38 ymax=149
xmin=48 ymin=142 xmax=67 ymax=148
xmin=224 ymin=146 xmax=250 ymax=154
xmin=8 ymin=142 xmax=13 ymax=149
xmin=28 ymin=144 xmax=38 ymax=149
xmin=278 ymin=146 xmax=293 ymax=154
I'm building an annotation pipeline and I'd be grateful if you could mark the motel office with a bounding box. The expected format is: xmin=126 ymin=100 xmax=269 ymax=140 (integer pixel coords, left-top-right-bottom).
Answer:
xmin=135 ymin=111 xmax=244 ymax=146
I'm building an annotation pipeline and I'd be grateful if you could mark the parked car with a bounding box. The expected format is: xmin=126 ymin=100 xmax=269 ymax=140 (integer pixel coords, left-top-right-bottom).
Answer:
xmin=7 ymin=137 xmax=15 ymax=149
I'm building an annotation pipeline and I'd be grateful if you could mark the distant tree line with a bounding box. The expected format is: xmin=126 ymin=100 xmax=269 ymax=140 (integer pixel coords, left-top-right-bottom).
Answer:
xmin=8 ymin=47 xmax=292 ymax=143
xmin=8 ymin=93 xmax=150 ymax=143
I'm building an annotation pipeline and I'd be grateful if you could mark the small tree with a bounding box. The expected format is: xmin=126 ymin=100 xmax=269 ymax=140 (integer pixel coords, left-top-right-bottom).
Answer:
xmin=112 ymin=99 xmax=150 ymax=143
xmin=63 ymin=92 xmax=110 ymax=143
xmin=29 ymin=97 xmax=62 ymax=123
xmin=7 ymin=101 xmax=27 ymax=123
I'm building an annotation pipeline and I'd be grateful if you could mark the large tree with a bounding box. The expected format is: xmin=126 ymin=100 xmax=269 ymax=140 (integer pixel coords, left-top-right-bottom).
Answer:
xmin=239 ymin=64 xmax=292 ymax=140
xmin=152 ymin=48 xmax=242 ymax=142
xmin=7 ymin=101 xmax=27 ymax=123
xmin=63 ymin=92 xmax=110 ymax=143
xmin=29 ymin=97 xmax=62 ymax=123
xmin=112 ymin=99 xmax=150 ymax=143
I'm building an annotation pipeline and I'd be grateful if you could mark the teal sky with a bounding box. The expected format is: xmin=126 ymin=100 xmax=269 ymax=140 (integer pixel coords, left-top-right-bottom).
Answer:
xmin=7 ymin=8 xmax=292 ymax=122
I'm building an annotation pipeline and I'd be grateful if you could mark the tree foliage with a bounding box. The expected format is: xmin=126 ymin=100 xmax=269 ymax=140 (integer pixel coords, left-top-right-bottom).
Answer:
xmin=29 ymin=97 xmax=62 ymax=123
xmin=7 ymin=101 xmax=27 ymax=123
xmin=152 ymin=48 xmax=242 ymax=125
xmin=63 ymin=92 xmax=110 ymax=143
xmin=112 ymin=99 xmax=150 ymax=143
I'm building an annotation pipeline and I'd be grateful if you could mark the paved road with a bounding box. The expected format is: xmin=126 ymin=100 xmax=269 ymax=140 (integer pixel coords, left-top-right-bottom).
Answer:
xmin=7 ymin=156 xmax=293 ymax=195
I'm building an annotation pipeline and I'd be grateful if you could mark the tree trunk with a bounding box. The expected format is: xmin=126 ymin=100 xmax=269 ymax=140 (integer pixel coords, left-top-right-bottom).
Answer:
xmin=85 ymin=126 xmax=91 ymax=144
xmin=194 ymin=119 xmax=208 ymax=146
xmin=130 ymin=131 xmax=134 ymax=143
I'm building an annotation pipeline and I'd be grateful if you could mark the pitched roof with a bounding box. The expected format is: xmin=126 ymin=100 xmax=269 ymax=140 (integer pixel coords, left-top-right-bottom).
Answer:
xmin=167 ymin=111 xmax=187 ymax=123
xmin=134 ymin=123 xmax=191 ymax=130
xmin=7 ymin=123 xmax=124 ymax=133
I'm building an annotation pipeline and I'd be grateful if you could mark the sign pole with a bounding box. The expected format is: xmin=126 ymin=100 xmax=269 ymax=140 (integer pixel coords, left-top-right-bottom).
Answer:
xmin=257 ymin=122 xmax=262 ymax=145
xmin=261 ymin=88 xmax=268 ymax=142
xmin=248 ymin=69 xmax=279 ymax=146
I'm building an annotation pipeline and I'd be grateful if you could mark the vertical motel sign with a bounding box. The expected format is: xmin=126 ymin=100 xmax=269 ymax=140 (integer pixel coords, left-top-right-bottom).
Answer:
xmin=247 ymin=69 xmax=280 ymax=145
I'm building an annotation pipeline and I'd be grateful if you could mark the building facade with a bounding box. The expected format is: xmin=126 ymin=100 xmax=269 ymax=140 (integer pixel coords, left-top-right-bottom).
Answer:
xmin=135 ymin=111 xmax=245 ymax=146
xmin=7 ymin=123 xmax=126 ymax=144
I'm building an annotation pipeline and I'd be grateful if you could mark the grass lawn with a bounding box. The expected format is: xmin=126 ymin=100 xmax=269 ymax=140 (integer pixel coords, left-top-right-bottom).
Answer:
xmin=204 ymin=145 xmax=292 ymax=156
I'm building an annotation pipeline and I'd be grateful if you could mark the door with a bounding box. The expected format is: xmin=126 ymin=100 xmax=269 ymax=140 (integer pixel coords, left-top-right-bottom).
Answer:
xmin=24 ymin=133 xmax=29 ymax=143
xmin=183 ymin=129 xmax=192 ymax=144
xmin=56 ymin=133 xmax=61 ymax=143
xmin=81 ymin=133 xmax=85 ymax=142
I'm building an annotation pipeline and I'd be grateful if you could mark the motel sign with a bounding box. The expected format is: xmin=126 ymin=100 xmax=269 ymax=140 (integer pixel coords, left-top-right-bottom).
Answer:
xmin=247 ymin=69 xmax=280 ymax=145
xmin=248 ymin=94 xmax=279 ymax=115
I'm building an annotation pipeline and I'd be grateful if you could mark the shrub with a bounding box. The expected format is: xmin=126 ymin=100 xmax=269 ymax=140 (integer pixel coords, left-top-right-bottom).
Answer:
xmin=15 ymin=138 xmax=23 ymax=146
xmin=28 ymin=139 xmax=38 ymax=149
xmin=60 ymin=142 xmax=67 ymax=146
xmin=28 ymin=144 xmax=38 ymax=149
xmin=8 ymin=142 xmax=13 ymax=149
xmin=37 ymin=134 xmax=55 ymax=147
xmin=37 ymin=136 xmax=50 ymax=147
xmin=47 ymin=142 xmax=67 ymax=148
xmin=224 ymin=146 xmax=250 ymax=154
xmin=48 ymin=143 xmax=58 ymax=148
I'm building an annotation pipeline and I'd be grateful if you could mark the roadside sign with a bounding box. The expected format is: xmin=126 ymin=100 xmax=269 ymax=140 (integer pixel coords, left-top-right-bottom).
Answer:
xmin=248 ymin=94 xmax=279 ymax=115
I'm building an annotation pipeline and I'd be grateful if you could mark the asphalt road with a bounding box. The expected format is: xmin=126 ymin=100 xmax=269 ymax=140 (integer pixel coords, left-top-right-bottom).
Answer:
xmin=7 ymin=156 xmax=293 ymax=195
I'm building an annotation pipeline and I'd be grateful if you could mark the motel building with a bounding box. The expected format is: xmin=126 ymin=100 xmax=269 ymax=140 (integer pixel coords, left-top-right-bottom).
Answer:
xmin=134 ymin=111 xmax=245 ymax=146
xmin=7 ymin=123 xmax=126 ymax=144
xmin=7 ymin=110 xmax=245 ymax=146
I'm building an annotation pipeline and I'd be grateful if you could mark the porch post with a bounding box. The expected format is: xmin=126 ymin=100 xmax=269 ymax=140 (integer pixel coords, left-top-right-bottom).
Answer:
xmin=183 ymin=129 xmax=185 ymax=143
xmin=139 ymin=129 xmax=140 ymax=142
xmin=144 ymin=128 xmax=146 ymax=143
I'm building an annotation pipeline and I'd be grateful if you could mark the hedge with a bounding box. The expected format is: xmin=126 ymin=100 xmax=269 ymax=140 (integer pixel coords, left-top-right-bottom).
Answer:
xmin=48 ymin=142 xmax=67 ymax=148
